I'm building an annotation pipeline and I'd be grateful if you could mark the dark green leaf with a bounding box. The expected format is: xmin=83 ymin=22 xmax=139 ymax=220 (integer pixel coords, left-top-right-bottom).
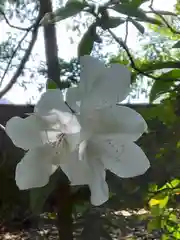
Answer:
xmin=47 ymin=80 xmax=58 ymax=89
xmin=51 ymin=0 xmax=87 ymax=22
xmin=172 ymin=40 xmax=180 ymax=48
xmin=137 ymin=16 xmax=163 ymax=25
xmin=131 ymin=0 xmax=149 ymax=7
xmin=112 ymin=4 xmax=147 ymax=18
xmin=150 ymin=79 xmax=174 ymax=102
xmin=99 ymin=16 xmax=125 ymax=29
xmin=152 ymin=10 xmax=177 ymax=16
xmin=159 ymin=69 xmax=180 ymax=80
xmin=147 ymin=217 xmax=161 ymax=232
xmin=129 ymin=18 xmax=145 ymax=34
xmin=78 ymin=23 xmax=98 ymax=57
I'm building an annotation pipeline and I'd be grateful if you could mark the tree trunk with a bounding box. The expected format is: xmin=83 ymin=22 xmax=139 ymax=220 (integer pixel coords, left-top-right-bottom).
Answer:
xmin=39 ymin=0 xmax=62 ymax=89
xmin=39 ymin=0 xmax=73 ymax=239
xmin=56 ymin=184 xmax=74 ymax=240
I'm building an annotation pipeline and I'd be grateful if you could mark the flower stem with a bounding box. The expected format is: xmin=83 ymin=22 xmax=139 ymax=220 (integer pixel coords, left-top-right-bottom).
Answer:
xmin=56 ymin=183 xmax=73 ymax=240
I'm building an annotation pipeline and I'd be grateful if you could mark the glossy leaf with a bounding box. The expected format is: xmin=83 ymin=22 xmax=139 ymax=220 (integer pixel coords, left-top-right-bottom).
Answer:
xmin=50 ymin=0 xmax=87 ymax=22
xmin=131 ymin=0 xmax=149 ymax=7
xmin=99 ymin=16 xmax=125 ymax=30
xmin=129 ymin=18 xmax=145 ymax=34
xmin=47 ymin=80 xmax=58 ymax=89
xmin=78 ymin=23 xmax=100 ymax=57
xmin=150 ymin=79 xmax=174 ymax=102
xmin=137 ymin=16 xmax=163 ymax=25
xmin=172 ymin=40 xmax=180 ymax=48
xmin=152 ymin=10 xmax=177 ymax=16
xmin=112 ymin=4 xmax=147 ymax=18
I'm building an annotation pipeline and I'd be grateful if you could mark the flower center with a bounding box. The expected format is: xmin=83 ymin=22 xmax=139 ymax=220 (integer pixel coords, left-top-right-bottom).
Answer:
xmin=52 ymin=133 xmax=69 ymax=155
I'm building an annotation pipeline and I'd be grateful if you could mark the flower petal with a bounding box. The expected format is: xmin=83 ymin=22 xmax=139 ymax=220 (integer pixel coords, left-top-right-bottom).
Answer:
xmin=95 ymin=139 xmax=150 ymax=178
xmin=88 ymin=158 xmax=109 ymax=206
xmin=79 ymin=55 xmax=105 ymax=94
xmin=66 ymin=87 xmax=81 ymax=112
xmin=80 ymin=105 xmax=147 ymax=142
xmin=84 ymin=140 xmax=109 ymax=206
xmin=61 ymin=142 xmax=109 ymax=206
xmin=39 ymin=109 xmax=81 ymax=135
xmin=5 ymin=115 xmax=48 ymax=150
xmin=35 ymin=89 xmax=69 ymax=115
xmin=15 ymin=146 xmax=57 ymax=190
xmin=80 ymin=63 xmax=131 ymax=110
xmin=60 ymin=151 xmax=91 ymax=185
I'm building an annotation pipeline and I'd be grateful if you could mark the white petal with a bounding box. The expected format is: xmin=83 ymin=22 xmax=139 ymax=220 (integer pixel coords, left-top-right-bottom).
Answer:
xmin=97 ymin=140 xmax=150 ymax=178
xmin=60 ymin=151 xmax=91 ymax=185
xmin=88 ymin=158 xmax=109 ymax=206
xmin=5 ymin=115 xmax=48 ymax=150
xmin=40 ymin=109 xmax=81 ymax=134
xmin=15 ymin=146 xmax=57 ymax=190
xmin=80 ymin=63 xmax=131 ymax=110
xmin=66 ymin=87 xmax=81 ymax=112
xmin=79 ymin=55 xmax=105 ymax=94
xmin=85 ymin=141 xmax=109 ymax=206
xmin=80 ymin=105 xmax=147 ymax=142
xmin=35 ymin=89 xmax=69 ymax=115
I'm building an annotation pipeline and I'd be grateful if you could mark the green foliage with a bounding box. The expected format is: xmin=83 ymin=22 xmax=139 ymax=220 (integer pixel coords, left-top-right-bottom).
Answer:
xmin=51 ymin=0 xmax=87 ymax=22
xmin=98 ymin=16 xmax=125 ymax=30
xmin=129 ymin=18 xmax=145 ymax=34
xmin=172 ymin=40 xmax=180 ymax=48
xmin=112 ymin=3 xmax=147 ymax=19
xmin=78 ymin=23 xmax=101 ymax=57
xmin=47 ymin=80 xmax=58 ymax=89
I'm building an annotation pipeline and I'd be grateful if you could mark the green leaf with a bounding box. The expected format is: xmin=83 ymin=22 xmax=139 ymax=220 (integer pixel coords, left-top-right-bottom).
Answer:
xmin=51 ymin=0 xmax=87 ymax=22
xmin=159 ymin=69 xmax=180 ymax=80
xmin=131 ymin=0 xmax=149 ymax=7
xmin=30 ymin=169 xmax=64 ymax=215
xmin=150 ymin=79 xmax=174 ymax=102
xmin=169 ymin=178 xmax=180 ymax=188
xmin=137 ymin=16 xmax=163 ymax=25
xmin=78 ymin=23 xmax=99 ymax=57
xmin=147 ymin=217 xmax=161 ymax=232
xmin=129 ymin=18 xmax=145 ymax=34
xmin=152 ymin=10 xmax=177 ymax=16
xmin=112 ymin=4 xmax=147 ymax=18
xmin=99 ymin=16 xmax=125 ymax=30
xmin=47 ymin=80 xmax=58 ymax=89
xmin=172 ymin=40 xmax=180 ymax=48
xmin=159 ymin=196 xmax=169 ymax=208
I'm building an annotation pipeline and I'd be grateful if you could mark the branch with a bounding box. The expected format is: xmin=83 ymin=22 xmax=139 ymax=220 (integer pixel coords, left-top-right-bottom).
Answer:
xmin=108 ymin=29 xmax=180 ymax=82
xmin=108 ymin=29 xmax=161 ymax=81
xmin=0 ymin=31 xmax=29 ymax=86
xmin=0 ymin=15 xmax=41 ymax=98
xmin=0 ymin=9 xmax=33 ymax=31
xmin=149 ymin=1 xmax=180 ymax=35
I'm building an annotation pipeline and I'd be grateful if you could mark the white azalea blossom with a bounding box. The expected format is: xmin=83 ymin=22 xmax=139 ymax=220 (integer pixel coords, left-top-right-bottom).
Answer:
xmin=65 ymin=55 xmax=150 ymax=206
xmin=5 ymin=89 xmax=81 ymax=190
xmin=5 ymin=55 xmax=150 ymax=207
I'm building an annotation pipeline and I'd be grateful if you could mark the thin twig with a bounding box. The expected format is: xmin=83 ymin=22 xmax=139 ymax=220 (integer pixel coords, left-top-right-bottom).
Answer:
xmin=124 ymin=19 xmax=129 ymax=44
xmin=0 ymin=14 xmax=41 ymax=87
xmin=0 ymin=14 xmax=41 ymax=98
xmin=108 ymin=29 xmax=161 ymax=81
xmin=0 ymin=31 xmax=29 ymax=86
xmin=149 ymin=0 xmax=180 ymax=35
xmin=0 ymin=9 xmax=33 ymax=31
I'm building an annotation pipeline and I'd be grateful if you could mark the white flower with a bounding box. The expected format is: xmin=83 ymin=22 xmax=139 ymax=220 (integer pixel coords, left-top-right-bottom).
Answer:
xmin=66 ymin=55 xmax=131 ymax=112
xmin=65 ymin=56 xmax=150 ymax=206
xmin=5 ymin=89 xmax=80 ymax=190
